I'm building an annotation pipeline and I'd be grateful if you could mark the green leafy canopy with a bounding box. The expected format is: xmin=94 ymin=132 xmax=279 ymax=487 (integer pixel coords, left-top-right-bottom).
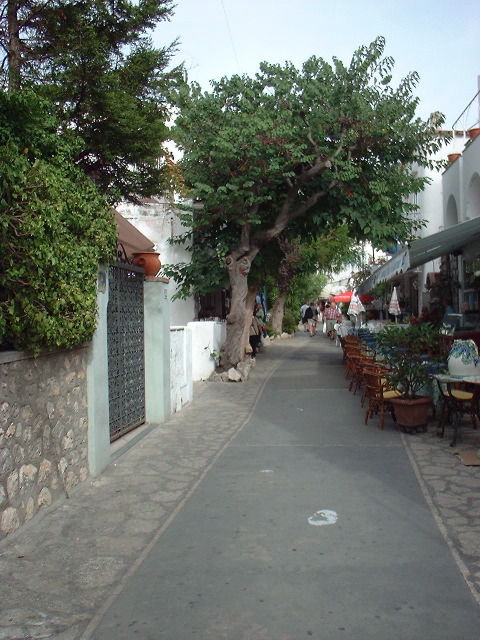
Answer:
xmin=170 ymin=37 xmax=446 ymax=299
xmin=1 ymin=0 xmax=182 ymax=201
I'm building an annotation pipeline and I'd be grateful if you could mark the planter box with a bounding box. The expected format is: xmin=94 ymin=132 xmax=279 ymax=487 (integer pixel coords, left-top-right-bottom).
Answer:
xmin=390 ymin=395 xmax=432 ymax=431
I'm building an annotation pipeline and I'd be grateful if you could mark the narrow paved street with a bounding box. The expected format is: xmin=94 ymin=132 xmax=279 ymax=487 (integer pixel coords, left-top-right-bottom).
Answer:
xmin=92 ymin=334 xmax=480 ymax=640
xmin=1 ymin=334 xmax=480 ymax=640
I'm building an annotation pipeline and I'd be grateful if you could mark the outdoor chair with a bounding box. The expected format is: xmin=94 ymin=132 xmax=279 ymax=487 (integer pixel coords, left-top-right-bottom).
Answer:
xmin=343 ymin=342 xmax=363 ymax=379
xmin=438 ymin=382 xmax=480 ymax=436
xmin=349 ymin=352 xmax=377 ymax=396
xmin=348 ymin=353 xmax=365 ymax=394
xmin=360 ymin=361 xmax=390 ymax=408
xmin=364 ymin=368 xmax=402 ymax=431
xmin=340 ymin=335 xmax=360 ymax=365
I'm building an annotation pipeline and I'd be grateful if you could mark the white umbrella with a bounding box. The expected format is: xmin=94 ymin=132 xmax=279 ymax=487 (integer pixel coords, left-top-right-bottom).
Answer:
xmin=388 ymin=287 xmax=401 ymax=317
xmin=347 ymin=290 xmax=365 ymax=316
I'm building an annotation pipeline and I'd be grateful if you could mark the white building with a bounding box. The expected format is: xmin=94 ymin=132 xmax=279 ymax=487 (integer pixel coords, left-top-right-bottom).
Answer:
xmin=357 ymin=83 xmax=480 ymax=334
xmin=117 ymin=196 xmax=196 ymax=326
xmin=117 ymin=197 xmax=227 ymax=414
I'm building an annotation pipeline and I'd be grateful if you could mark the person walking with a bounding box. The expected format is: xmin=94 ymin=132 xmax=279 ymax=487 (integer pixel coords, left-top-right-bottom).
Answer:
xmin=300 ymin=301 xmax=310 ymax=332
xmin=304 ymin=302 xmax=317 ymax=336
xmin=324 ymin=300 xmax=342 ymax=340
xmin=249 ymin=310 xmax=263 ymax=357
xmin=318 ymin=300 xmax=326 ymax=334
xmin=312 ymin=303 xmax=319 ymax=332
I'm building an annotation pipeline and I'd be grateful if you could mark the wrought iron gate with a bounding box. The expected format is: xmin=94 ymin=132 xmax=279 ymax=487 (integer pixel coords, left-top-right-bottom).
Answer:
xmin=107 ymin=263 xmax=145 ymax=441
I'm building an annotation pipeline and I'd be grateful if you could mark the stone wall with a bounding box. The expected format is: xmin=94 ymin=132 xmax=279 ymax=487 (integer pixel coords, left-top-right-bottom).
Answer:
xmin=0 ymin=347 xmax=89 ymax=539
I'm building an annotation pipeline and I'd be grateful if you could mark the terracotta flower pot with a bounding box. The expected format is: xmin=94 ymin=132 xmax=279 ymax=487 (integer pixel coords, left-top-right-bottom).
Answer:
xmin=132 ymin=251 xmax=161 ymax=276
xmin=468 ymin=128 xmax=480 ymax=140
xmin=390 ymin=396 xmax=432 ymax=430
xmin=447 ymin=153 xmax=461 ymax=163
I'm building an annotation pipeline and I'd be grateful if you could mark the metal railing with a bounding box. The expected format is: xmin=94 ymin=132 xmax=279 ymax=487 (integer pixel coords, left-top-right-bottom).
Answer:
xmin=452 ymin=89 xmax=480 ymax=131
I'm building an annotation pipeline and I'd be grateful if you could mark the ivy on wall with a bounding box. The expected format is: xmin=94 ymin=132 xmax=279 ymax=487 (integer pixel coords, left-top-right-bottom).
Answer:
xmin=0 ymin=90 xmax=117 ymax=354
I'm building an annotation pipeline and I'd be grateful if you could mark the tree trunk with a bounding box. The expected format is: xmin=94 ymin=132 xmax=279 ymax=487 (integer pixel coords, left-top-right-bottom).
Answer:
xmin=7 ymin=0 xmax=21 ymax=92
xmin=271 ymin=291 xmax=286 ymax=335
xmin=221 ymin=254 xmax=252 ymax=368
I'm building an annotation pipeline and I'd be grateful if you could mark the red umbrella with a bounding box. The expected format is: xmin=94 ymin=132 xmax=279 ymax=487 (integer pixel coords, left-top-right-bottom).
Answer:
xmin=330 ymin=291 xmax=374 ymax=304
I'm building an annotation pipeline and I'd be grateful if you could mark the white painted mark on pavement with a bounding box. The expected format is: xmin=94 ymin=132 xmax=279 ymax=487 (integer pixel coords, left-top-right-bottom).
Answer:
xmin=259 ymin=469 xmax=274 ymax=473
xmin=308 ymin=509 xmax=338 ymax=526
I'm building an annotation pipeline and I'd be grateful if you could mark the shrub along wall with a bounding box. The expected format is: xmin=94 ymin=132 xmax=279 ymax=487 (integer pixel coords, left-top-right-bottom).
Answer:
xmin=0 ymin=347 xmax=89 ymax=539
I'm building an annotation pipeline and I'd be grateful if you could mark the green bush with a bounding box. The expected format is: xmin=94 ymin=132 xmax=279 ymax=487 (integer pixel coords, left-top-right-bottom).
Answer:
xmin=0 ymin=91 xmax=117 ymax=353
xmin=375 ymin=323 xmax=443 ymax=398
xmin=282 ymin=307 xmax=300 ymax=334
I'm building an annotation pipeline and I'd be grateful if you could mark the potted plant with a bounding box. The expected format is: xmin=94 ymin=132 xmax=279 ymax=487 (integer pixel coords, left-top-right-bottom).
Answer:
xmin=447 ymin=152 xmax=461 ymax=163
xmin=132 ymin=251 xmax=161 ymax=276
xmin=375 ymin=323 xmax=444 ymax=432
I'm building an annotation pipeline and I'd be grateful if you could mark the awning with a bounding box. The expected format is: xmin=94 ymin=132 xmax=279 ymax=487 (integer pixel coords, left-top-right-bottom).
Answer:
xmin=408 ymin=217 xmax=480 ymax=267
xmin=357 ymin=217 xmax=480 ymax=295
xmin=319 ymin=283 xmax=344 ymax=299
xmin=357 ymin=249 xmax=410 ymax=294
xmin=115 ymin=210 xmax=155 ymax=258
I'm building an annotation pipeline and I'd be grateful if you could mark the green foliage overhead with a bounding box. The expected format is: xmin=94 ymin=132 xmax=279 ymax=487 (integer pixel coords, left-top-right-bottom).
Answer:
xmin=0 ymin=90 xmax=117 ymax=353
xmin=1 ymin=0 xmax=181 ymax=201
xmin=0 ymin=1 xmax=182 ymax=353
xmin=170 ymin=37 xmax=445 ymax=300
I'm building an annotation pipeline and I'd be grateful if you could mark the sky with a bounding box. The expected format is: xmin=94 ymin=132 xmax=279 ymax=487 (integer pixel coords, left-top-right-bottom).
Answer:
xmin=154 ymin=0 xmax=480 ymax=130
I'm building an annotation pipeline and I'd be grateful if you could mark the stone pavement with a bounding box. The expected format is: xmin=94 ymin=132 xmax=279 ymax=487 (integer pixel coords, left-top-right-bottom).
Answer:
xmin=0 ymin=333 xmax=479 ymax=639
xmin=401 ymin=414 xmax=480 ymax=602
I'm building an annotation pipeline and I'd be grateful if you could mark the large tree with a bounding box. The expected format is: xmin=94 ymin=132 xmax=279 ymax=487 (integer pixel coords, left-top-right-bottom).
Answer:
xmin=173 ymin=37 xmax=445 ymax=368
xmin=1 ymin=0 xmax=181 ymax=200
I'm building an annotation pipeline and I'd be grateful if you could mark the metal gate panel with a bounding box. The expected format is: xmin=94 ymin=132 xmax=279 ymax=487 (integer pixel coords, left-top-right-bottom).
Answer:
xmin=107 ymin=263 xmax=145 ymax=441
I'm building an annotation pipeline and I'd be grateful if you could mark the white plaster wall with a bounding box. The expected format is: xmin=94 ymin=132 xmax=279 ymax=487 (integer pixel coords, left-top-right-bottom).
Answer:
xmin=116 ymin=198 xmax=195 ymax=326
xmin=170 ymin=327 xmax=193 ymax=413
xmin=188 ymin=321 xmax=227 ymax=381
xmin=461 ymin=135 xmax=480 ymax=221
xmin=442 ymin=132 xmax=480 ymax=227
xmin=442 ymin=157 xmax=463 ymax=225
xmin=413 ymin=134 xmax=468 ymax=308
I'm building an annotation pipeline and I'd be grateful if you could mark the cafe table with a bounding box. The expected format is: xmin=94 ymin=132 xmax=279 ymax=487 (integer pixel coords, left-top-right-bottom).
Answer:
xmin=431 ymin=373 xmax=480 ymax=447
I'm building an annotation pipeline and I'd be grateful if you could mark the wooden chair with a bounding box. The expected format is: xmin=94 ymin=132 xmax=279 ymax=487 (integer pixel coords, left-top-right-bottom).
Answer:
xmin=340 ymin=335 xmax=360 ymax=365
xmin=344 ymin=343 xmax=363 ymax=380
xmin=360 ymin=361 xmax=389 ymax=408
xmin=364 ymin=368 xmax=402 ymax=430
xmin=350 ymin=351 xmax=377 ymax=397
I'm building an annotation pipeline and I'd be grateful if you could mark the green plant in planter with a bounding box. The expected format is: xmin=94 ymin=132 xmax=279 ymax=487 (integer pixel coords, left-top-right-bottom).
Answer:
xmin=375 ymin=323 xmax=444 ymax=399
xmin=375 ymin=323 xmax=446 ymax=432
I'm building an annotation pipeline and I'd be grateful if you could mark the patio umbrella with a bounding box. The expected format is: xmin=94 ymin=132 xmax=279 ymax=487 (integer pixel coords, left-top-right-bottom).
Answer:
xmin=388 ymin=287 xmax=401 ymax=317
xmin=347 ymin=290 xmax=365 ymax=316
xmin=330 ymin=291 xmax=353 ymax=303
xmin=330 ymin=290 xmax=374 ymax=304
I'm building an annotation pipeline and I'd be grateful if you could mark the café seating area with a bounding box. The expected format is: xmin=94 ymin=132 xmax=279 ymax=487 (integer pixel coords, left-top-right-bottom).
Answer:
xmin=339 ymin=329 xmax=480 ymax=440
xmin=340 ymin=333 xmax=402 ymax=431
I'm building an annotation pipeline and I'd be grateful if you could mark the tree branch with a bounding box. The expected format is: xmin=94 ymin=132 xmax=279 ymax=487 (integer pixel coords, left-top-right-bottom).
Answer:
xmin=252 ymin=177 xmax=339 ymax=249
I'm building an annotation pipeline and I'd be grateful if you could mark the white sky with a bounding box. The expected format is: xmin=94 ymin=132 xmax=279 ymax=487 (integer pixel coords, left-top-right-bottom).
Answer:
xmin=154 ymin=0 xmax=480 ymax=130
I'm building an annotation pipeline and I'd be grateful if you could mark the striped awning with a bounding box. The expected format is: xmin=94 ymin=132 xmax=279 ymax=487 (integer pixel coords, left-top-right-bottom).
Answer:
xmin=357 ymin=217 xmax=480 ymax=294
